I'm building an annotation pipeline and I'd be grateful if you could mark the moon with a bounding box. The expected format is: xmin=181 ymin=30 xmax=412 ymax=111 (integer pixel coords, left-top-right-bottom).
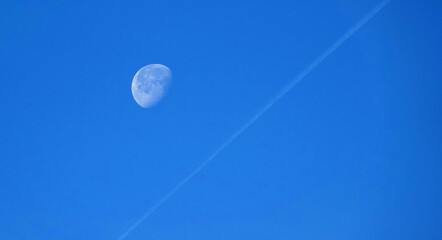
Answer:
xmin=131 ymin=64 xmax=172 ymax=108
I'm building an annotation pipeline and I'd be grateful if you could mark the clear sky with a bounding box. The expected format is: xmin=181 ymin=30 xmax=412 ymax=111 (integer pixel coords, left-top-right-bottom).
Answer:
xmin=1 ymin=0 xmax=441 ymax=239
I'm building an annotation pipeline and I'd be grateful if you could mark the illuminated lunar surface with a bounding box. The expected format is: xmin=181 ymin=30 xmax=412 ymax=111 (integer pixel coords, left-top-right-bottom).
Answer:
xmin=131 ymin=64 xmax=172 ymax=108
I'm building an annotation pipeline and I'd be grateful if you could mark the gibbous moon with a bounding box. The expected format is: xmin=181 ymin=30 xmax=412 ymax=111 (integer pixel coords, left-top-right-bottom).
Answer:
xmin=131 ymin=64 xmax=172 ymax=108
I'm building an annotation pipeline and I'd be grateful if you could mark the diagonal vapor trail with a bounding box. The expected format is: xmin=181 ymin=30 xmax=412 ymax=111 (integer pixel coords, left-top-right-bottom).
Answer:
xmin=117 ymin=0 xmax=392 ymax=239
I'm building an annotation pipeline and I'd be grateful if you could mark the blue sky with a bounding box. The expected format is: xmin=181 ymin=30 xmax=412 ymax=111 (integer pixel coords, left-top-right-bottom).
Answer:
xmin=1 ymin=0 xmax=441 ymax=239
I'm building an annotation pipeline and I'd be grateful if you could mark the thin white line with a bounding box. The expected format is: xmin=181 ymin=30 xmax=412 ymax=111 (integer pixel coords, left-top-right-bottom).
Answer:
xmin=117 ymin=0 xmax=392 ymax=239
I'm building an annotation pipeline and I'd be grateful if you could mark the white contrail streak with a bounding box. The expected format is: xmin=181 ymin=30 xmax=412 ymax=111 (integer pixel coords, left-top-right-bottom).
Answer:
xmin=117 ymin=0 xmax=392 ymax=239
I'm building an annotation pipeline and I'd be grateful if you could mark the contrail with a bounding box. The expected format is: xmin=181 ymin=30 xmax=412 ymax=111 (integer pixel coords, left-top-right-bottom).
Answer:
xmin=117 ymin=0 xmax=392 ymax=239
